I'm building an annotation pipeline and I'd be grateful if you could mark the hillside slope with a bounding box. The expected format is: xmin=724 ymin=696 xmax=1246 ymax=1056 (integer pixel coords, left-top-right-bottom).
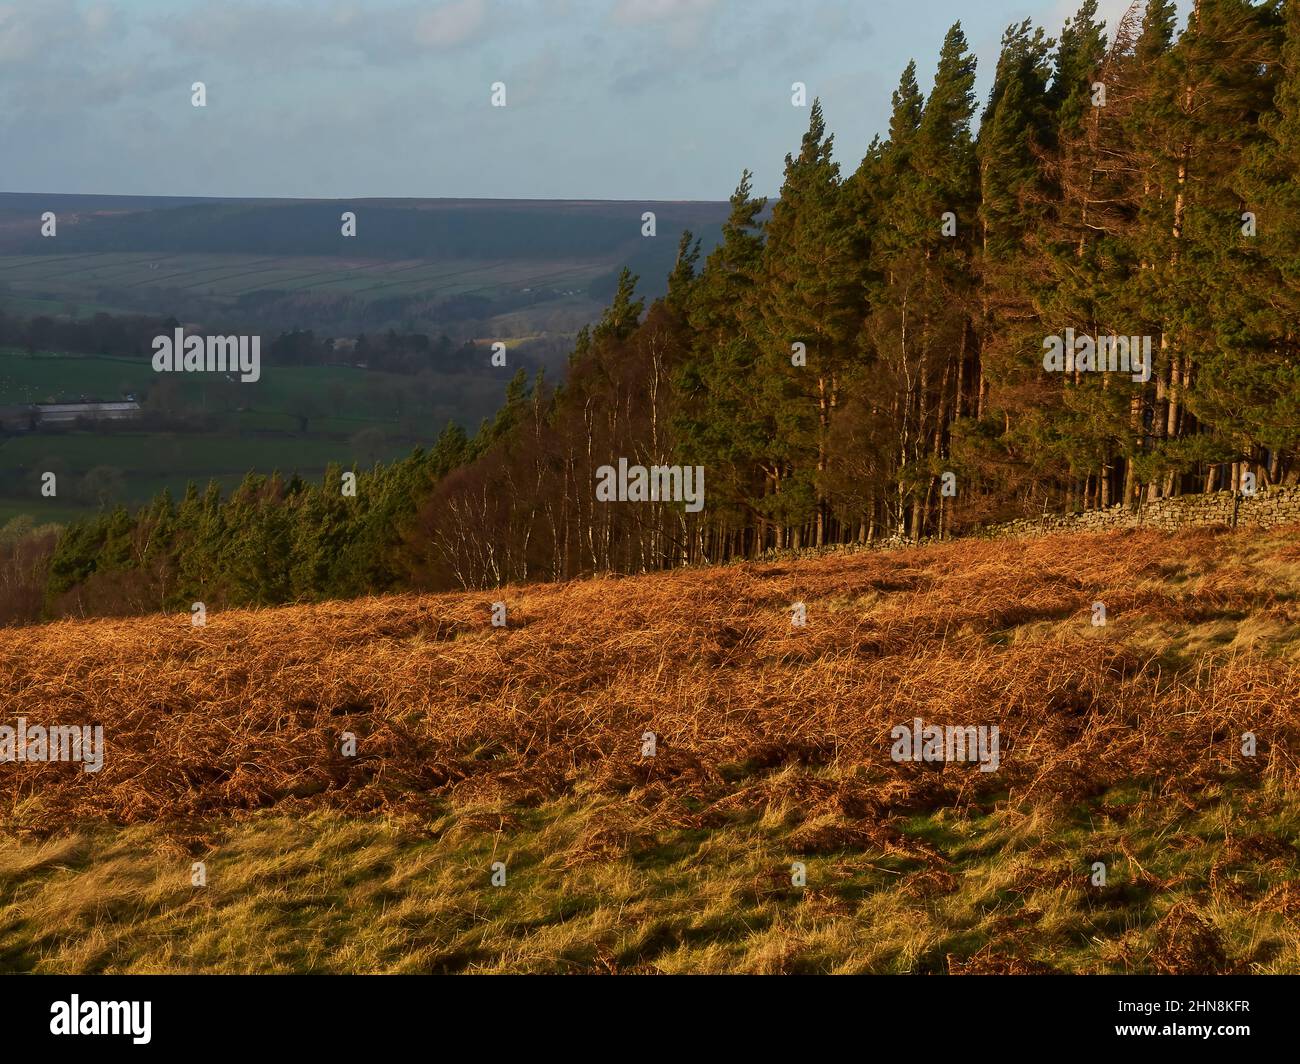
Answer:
xmin=2 ymin=525 xmax=1299 ymax=973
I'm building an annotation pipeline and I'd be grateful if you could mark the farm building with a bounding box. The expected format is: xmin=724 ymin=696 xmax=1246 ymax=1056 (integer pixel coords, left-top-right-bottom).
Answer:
xmin=0 ymin=401 xmax=142 ymax=430
xmin=35 ymin=401 xmax=143 ymax=425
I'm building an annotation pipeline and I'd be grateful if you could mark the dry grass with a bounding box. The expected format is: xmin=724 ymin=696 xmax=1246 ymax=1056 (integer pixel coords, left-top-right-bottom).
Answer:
xmin=1 ymin=523 xmax=1299 ymax=972
xmin=3 ymin=524 xmax=1297 ymax=829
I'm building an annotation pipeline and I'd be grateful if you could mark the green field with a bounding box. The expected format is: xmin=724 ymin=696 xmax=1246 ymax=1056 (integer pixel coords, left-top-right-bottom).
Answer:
xmin=0 ymin=294 xmax=131 ymax=318
xmin=0 ymin=347 xmax=501 ymax=417
xmin=0 ymin=349 xmax=154 ymax=405
xmin=0 ymin=252 xmax=606 ymax=307
xmin=0 ymin=433 xmax=409 ymax=526
xmin=0 ymin=347 xmax=507 ymax=524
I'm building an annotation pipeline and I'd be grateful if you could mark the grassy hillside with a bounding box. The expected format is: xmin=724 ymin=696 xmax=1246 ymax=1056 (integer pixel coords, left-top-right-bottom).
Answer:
xmin=0 ymin=195 xmax=729 ymax=261
xmin=1 ymin=525 xmax=1298 ymax=973
xmin=0 ymin=194 xmax=730 ymax=330
xmin=0 ymin=252 xmax=611 ymax=309
xmin=0 ymin=346 xmax=500 ymax=418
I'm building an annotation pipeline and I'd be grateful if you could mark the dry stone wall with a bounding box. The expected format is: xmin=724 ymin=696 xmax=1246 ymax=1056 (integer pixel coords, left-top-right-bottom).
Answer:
xmin=982 ymin=487 xmax=1300 ymax=539
xmin=748 ymin=488 xmax=1300 ymax=566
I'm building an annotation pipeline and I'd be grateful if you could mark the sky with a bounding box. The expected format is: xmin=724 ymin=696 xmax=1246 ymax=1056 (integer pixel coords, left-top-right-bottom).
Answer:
xmin=0 ymin=0 xmax=1192 ymax=202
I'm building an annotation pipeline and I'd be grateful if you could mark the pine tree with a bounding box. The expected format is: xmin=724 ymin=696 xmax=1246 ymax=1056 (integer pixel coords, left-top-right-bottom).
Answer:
xmin=592 ymin=268 xmax=645 ymax=345
xmin=755 ymin=99 xmax=860 ymax=546
xmin=961 ymin=20 xmax=1056 ymax=524
xmin=1197 ymin=0 xmax=1295 ymax=486
xmin=866 ymin=24 xmax=979 ymax=537
xmin=672 ymin=171 xmax=771 ymax=545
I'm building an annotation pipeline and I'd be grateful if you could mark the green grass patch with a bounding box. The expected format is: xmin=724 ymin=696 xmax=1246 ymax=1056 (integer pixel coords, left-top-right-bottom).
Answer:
xmin=2 ymin=782 xmax=1294 ymax=974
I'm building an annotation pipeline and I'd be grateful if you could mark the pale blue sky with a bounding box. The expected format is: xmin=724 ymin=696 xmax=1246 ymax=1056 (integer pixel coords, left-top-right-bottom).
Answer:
xmin=1 ymin=0 xmax=1190 ymax=201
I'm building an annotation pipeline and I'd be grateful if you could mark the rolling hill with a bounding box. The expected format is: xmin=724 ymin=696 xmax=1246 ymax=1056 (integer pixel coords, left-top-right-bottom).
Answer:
xmin=0 ymin=193 xmax=733 ymax=525
xmin=0 ymin=193 xmax=731 ymax=329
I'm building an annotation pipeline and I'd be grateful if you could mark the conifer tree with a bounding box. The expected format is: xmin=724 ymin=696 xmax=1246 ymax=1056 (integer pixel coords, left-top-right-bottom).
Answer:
xmin=960 ymin=20 xmax=1055 ymax=523
xmin=867 ymin=24 xmax=979 ymax=537
xmin=756 ymin=99 xmax=859 ymax=546
xmin=673 ymin=171 xmax=771 ymax=544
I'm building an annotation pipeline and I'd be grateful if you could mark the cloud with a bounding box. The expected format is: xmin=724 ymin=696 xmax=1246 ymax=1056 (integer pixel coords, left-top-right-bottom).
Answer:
xmin=1046 ymin=0 xmax=1189 ymax=41
xmin=0 ymin=2 xmax=183 ymax=118
xmin=610 ymin=0 xmax=718 ymax=25
xmin=151 ymin=0 xmax=492 ymax=66
xmin=605 ymin=0 xmax=871 ymax=95
xmin=414 ymin=0 xmax=488 ymax=47
xmin=609 ymin=0 xmax=720 ymax=49
xmin=0 ymin=0 xmax=122 ymax=64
